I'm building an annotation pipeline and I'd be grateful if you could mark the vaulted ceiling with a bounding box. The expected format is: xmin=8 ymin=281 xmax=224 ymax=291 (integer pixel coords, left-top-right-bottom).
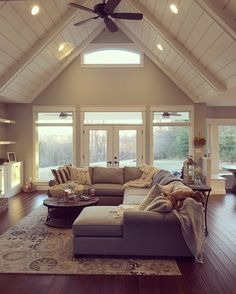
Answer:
xmin=0 ymin=0 xmax=235 ymax=106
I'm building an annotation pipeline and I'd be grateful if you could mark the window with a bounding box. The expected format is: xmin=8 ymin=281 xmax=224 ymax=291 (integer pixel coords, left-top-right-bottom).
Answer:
xmin=84 ymin=112 xmax=143 ymax=125
xmin=151 ymin=108 xmax=193 ymax=173
xmin=206 ymin=119 xmax=236 ymax=173
xmin=219 ymin=125 xmax=236 ymax=168
xmin=81 ymin=44 xmax=143 ymax=67
xmin=34 ymin=110 xmax=75 ymax=182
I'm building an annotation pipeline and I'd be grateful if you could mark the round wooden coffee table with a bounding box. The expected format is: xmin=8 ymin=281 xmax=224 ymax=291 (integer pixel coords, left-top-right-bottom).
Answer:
xmin=43 ymin=196 xmax=99 ymax=229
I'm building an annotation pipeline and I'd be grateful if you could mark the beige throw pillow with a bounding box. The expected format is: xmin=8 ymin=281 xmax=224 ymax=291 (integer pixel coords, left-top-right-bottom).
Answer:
xmin=138 ymin=182 xmax=175 ymax=211
xmin=68 ymin=166 xmax=92 ymax=185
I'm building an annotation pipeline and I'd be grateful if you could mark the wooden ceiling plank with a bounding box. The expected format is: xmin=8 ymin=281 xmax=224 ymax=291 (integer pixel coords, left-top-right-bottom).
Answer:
xmin=0 ymin=0 xmax=89 ymax=93
xmin=195 ymin=0 xmax=236 ymax=41
xmin=28 ymin=24 xmax=105 ymax=103
xmin=2 ymin=3 xmax=38 ymax=46
xmin=127 ymin=0 xmax=226 ymax=91
xmin=117 ymin=20 xmax=201 ymax=103
xmin=169 ymin=0 xmax=194 ymax=37
xmin=9 ymin=1 xmax=45 ymax=38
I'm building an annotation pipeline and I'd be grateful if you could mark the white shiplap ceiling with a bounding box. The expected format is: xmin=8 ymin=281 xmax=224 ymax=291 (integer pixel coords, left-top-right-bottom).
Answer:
xmin=0 ymin=0 xmax=235 ymax=106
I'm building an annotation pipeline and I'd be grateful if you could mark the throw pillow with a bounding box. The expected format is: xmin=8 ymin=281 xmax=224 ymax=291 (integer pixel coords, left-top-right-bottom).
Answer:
xmin=68 ymin=166 xmax=92 ymax=185
xmin=138 ymin=183 xmax=175 ymax=211
xmin=51 ymin=167 xmax=70 ymax=184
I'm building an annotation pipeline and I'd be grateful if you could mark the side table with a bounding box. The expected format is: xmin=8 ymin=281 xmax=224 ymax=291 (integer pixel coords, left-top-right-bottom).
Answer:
xmin=187 ymin=183 xmax=212 ymax=236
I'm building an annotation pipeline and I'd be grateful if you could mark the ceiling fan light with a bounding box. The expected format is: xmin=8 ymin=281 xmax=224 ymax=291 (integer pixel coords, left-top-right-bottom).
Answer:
xmin=170 ymin=4 xmax=178 ymax=14
xmin=31 ymin=5 xmax=40 ymax=16
xmin=157 ymin=44 xmax=163 ymax=51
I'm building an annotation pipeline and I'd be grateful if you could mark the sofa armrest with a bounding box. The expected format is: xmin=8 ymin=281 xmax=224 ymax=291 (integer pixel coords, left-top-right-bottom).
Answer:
xmin=123 ymin=210 xmax=181 ymax=239
xmin=48 ymin=179 xmax=57 ymax=187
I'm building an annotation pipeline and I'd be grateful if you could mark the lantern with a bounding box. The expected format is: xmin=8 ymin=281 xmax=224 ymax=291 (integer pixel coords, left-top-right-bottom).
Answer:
xmin=183 ymin=155 xmax=196 ymax=185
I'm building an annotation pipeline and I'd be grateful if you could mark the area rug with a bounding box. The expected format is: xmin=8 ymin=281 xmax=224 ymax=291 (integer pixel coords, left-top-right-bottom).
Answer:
xmin=0 ymin=206 xmax=181 ymax=276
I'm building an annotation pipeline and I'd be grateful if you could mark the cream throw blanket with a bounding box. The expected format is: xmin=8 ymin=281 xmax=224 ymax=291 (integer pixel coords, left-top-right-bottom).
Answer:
xmin=124 ymin=165 xmax=160 ymax=188
xmin=173 ymin=198 xmax=205 ymax=263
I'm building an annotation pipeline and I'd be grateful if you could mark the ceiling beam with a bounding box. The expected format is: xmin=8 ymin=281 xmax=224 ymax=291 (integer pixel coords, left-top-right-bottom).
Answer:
xmin=195 ymin=0 xmax=236 ymax=41
xmin=127 ymin=0 xmax=226 ymax=92
xmin=117 ymin=21 xmax=202 ymax=104
xmin=0 ymin=0 xmax=89 ymax=92
xmin=28 ymin=23 xmax=105 ymax=103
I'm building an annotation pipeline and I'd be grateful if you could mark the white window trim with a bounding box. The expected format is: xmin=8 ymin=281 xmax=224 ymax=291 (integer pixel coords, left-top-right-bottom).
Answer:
xmin=33 ymin=106 xmax=76 ymax=183
xmin=81 ymin=43 xmax=144 ymax=67
xmin=206 ymin=118 xmax=236 ymax=173
xmin=79 ymin=106 xmax=146 ymax=166
xmin=150 ymin=105 xmax=194 ymax=165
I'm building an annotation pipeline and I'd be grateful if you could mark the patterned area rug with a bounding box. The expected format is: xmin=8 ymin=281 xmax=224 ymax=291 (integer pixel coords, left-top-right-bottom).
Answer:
xmin=0 ymin=206 xmax=181 ymax=276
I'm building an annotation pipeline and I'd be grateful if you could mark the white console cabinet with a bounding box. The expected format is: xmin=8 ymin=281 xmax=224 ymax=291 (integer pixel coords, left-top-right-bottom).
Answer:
xmin=0 ymin=162 xmax=23 ymax=197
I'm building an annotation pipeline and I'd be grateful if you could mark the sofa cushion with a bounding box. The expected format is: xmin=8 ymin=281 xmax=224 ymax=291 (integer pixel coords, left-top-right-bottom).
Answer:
xmin=123 ymin=195 xmax=145 ymax=205
xmin=123 ymin=187 xmax=150 ymax=205
xmin=92 ymin=183 xmax=124 ymax=196
xmin=73 ymin=206 xmax=122 ymax=237
xmin=92 ymin=167 xmax=124 ymax=184
xmin=124 ymin=166 xmax=142 ymax=183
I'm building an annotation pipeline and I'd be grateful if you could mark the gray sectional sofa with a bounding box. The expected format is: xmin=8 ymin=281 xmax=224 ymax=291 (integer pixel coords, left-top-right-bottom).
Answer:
xmin=73 ymin=186 xmax=192 ymax=257
xmin=48 ymin=166 xmax=193 ymax=258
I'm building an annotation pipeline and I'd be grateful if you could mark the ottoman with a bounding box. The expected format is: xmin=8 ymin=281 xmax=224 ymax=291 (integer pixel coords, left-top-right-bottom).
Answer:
xmin=73 ymin=206 xmax=123 ymax=256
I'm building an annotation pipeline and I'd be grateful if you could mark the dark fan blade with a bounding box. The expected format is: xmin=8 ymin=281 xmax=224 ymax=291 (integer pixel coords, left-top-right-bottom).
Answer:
xmin=69 ymin=2 xmax=96 ymax=14
xmin=104 ymin=18 xmax=119 ymax=33
xmin=111 ymin=13 xmax=143 ymax=20
xmin=105 ymin=0 xmax=121 ymax=14
xmin=74 ymin=16 xmax=99 ymax=26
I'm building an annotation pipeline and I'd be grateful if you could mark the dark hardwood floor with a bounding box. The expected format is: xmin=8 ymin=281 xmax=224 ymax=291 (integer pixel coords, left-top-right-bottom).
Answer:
xmin=0 ymin=191 xmax=235 ymax=294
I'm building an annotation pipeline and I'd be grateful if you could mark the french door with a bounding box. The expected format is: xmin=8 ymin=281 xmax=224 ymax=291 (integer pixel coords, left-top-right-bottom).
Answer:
xmin=83 ymin=126 xmax=144 ymax=167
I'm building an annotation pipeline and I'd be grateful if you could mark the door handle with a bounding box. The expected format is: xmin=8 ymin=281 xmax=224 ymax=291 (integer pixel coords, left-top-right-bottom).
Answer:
xmin=114 ymin=161 xmax=119 ymax=164
xmin=107 ymin=161 xmax=112 ymax=164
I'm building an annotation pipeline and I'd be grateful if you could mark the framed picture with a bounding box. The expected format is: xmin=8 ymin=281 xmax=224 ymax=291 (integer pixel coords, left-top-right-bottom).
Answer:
xmin=7 ymin=152 xmax=16 ymax=162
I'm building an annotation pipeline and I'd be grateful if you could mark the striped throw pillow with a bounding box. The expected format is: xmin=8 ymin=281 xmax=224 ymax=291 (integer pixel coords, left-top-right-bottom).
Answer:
xmin=51 ymin=167 xmax=70 ymax=184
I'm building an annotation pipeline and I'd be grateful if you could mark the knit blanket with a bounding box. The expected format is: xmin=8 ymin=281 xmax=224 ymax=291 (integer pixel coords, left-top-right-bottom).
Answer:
xmin=173 ymin=198 xmax=205 ymax=263
xmin=124 ymin=165 xmax=160 ymax=188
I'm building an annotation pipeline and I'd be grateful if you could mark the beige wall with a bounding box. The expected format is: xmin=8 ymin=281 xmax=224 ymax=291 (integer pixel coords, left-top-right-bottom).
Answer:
xmin=0 ymin=102 xmax=7 ymax=158
xmin=206 ymin=106 xmax=236 ymax=118
xmin=33 ymin=55 xmax=192 ymax=106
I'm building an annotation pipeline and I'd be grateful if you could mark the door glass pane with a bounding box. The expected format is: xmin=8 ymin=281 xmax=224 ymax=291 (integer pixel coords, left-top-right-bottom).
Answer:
xmin=153 ymin=126 xmax=189 ymax=173
xmin=37 ymin=126 xmax=73 ymax=181
xmin=119 ymin=130 xmax=137 ymax=167
xmin=219 ymin=125 xmax=236 ymax=168
xmin=89 ymin=130 xmax=107 ymax=167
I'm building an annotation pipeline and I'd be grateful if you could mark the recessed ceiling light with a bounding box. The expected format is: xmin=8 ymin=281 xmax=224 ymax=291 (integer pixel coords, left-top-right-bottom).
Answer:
xmin=170 ymin=4 xmax=178 ymax=14
xmin=58 ymin=43 xmax=65 ymax=52
xmin=157 ymin=44 xmax=163 ymax=51
xmin=31 ymin=5 xmax=40 ymax=16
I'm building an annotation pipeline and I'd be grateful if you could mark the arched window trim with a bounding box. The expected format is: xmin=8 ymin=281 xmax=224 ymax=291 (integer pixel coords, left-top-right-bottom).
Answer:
xmin=81 ymin=43 xmax=144 ymax=67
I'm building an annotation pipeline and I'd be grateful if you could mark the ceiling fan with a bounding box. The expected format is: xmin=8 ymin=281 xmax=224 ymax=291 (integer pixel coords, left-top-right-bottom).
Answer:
xmin=69 ymin=0 xmax=143 ymax=33
xmin=45 ymin=112 xmax=73 ymax=119
xmin=162 ymin=112 xmax=181 ymax=118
